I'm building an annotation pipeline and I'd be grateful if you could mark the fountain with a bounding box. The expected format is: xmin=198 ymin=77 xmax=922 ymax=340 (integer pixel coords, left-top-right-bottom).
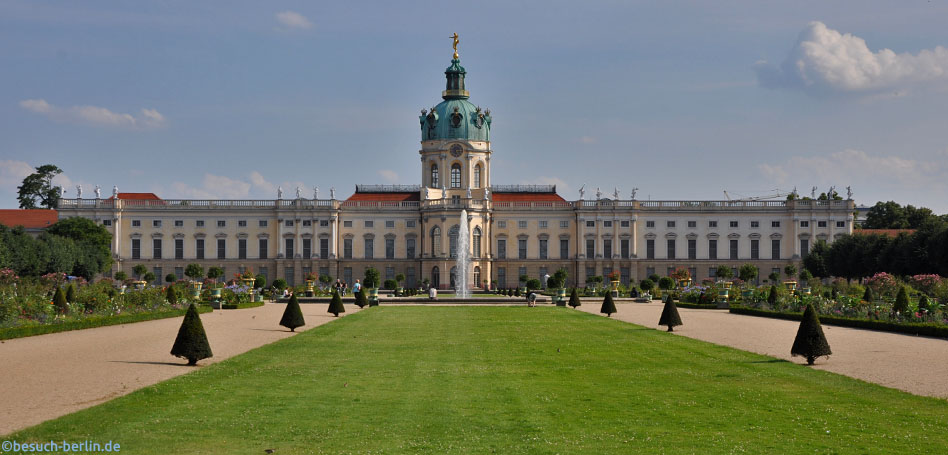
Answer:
xmin=456 ymin=209 xmax=470 ymax=298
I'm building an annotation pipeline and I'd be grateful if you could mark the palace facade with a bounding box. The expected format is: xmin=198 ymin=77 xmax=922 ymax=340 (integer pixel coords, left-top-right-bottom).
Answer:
xmin=56 ymin=51 xmax=854 ymax=289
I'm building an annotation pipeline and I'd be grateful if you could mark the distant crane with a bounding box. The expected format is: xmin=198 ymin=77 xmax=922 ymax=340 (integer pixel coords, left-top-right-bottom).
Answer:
xmin=723 ymin=189 xmax=790 ymax=202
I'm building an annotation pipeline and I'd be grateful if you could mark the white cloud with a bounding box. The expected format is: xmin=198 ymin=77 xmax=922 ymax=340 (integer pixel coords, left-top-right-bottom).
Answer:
xmin=170 ymin=174 xmax=251 ymax=200
xmin=249 ymin=171 xmax=275 ymax=195
xmin=758 ymin=148 xmax=947 ymax=205
xmin=0 ymin=160 xmax=36 ymax=190
xmin=579 ymin=136 xmax=597 ymax=144
xmin=19 ymin=99 xmax=166 ymax=129
xmin=378 ymin=169 xmax=399 ymax=182
xmin=275 ymin=11 xmax=312 ymax=30
xmin=755 ymin=21 xmax=948 ymax=94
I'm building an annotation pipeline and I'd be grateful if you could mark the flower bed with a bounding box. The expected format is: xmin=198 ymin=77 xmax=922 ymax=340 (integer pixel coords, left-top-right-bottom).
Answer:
xmin=0 ymin=270 xmax=212 ymax=340
xmin=729 ymin=305 xmax=948 ymax=339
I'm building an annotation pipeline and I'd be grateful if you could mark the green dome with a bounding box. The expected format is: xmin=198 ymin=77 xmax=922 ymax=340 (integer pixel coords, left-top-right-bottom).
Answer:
xmin=419 ymin=58 xmax=491 ymax=142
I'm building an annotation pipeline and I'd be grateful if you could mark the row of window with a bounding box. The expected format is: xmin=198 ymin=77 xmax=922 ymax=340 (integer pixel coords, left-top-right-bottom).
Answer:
xmin=131 ymin=238 xmax=331 ymax=260
xmin=643 ymin=238 xmax=783 ymax=260
xmin=430 ymin=163 xmax=484 ymax=189
xmin=644 ymin=220 xmax=846 ymax=229
xmin=496 ymin=220 xmax=571 ymax=229
xmin=496 ymin=238 xmax=571 ymax=260
xmin=121 ymin=218 xmax=423 ymax=229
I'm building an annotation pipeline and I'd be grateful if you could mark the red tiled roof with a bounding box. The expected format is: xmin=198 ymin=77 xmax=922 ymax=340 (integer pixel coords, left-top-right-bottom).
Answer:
xmin=109 ymin=192 xmax=161 ymax=200
xmin=346 ymin=192 xmax=420 ymax=202
xmin=0 ymin=209 xmax=58 ymax=229
xmin=491 ymin=192 xmax=566 ymax=202
xmin=855 ymin=229 xmax=916 ymax=237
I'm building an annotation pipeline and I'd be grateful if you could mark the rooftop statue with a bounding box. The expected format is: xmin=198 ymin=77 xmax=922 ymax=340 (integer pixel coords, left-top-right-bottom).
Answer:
xmin=450 ymin=33 xmax=459 ymax=59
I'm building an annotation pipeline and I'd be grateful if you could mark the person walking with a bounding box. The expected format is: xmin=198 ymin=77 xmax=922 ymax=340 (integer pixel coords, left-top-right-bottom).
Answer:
xmin=353 ymin=279 xmax=362 ymax=295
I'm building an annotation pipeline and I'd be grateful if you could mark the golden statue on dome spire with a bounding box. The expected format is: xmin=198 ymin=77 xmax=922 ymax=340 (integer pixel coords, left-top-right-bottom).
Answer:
xmin=450 ymin=33 xmax=459 ymax=59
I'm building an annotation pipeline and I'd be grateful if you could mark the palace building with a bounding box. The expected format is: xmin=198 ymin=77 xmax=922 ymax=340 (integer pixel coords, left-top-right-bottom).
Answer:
xmin=56 ymin=46 xmax=854 ymax=289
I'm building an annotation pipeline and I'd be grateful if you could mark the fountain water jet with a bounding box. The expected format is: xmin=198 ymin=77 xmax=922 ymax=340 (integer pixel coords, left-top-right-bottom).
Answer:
xmin=456 ymin=209 xmax=470 ymax=298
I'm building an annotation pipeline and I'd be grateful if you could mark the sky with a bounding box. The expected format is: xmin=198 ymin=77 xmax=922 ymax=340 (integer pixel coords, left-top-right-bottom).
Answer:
xmin=2 ymin=1 xmax=948 ymax=212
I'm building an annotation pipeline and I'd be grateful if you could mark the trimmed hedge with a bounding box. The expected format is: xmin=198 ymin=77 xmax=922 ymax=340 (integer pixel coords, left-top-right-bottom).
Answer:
xmin=675 ymin=302 xmax=721 ymax=310
xmin=0 ymin=306 xmax=213 ymax=341
xmin=729 ymin=305 xmax=948 ymax=339
xmin=221 ymin=301 xmax=266 ymax=310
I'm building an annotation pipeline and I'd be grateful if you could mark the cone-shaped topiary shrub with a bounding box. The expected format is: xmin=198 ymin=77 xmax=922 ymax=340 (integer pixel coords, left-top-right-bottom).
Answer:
xmin=166 ymin=285 xmax=177 ymax=305
xmin=658 ymin=297 xmax=683 ymax=332
xmin=568 ymin=288 xmax=581 ymax=308
xmin=893 ymin=286 xmax=909 ymax=314
xmin=280 ymin=294 xmax=305 ymax=332
xmin=171 ymin=303 xmax=213 ymax=366
xmin=53 ymin=287 xmax=68 ymax=313
xmin=863 ymin=286 xmax=874 ymax=303
xmin=515 ymin=288 xmax=521 ymax=297
xmin=919 ymin=294 xmax=930 ymax=311
xmin=767 ymin=285 xmax=778 ymax=305
xmin=831 ymin=287 xmax=839 ymax=300
xmin=791 ymin=304 xmax=832 ymax=365
xmin=328 ymin=289 xmax=346 ymax=317
xmin=354 ymin=288 xmax=367 ymax=308
xmin=65 ymin=283 xmax=76 ymax=303
xmin=600 ymin=292 xmax=616 ymax=317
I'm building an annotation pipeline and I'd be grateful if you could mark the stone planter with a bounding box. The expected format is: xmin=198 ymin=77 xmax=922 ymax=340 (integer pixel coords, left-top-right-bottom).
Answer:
xmin=305 ymin=279 xmax=315 ymax=297
xmin=556 ymin=288 xmax=567 ymax=306
xmin=241 ymin=277 xmax=256 ymax=289
xmin=210 ymin=288 xmax=222 ymax=300
xmin=133 ymin=280 xmax=147 ymax=291
xmin=190 ymin=281 xmax=203 ymax=299
xmin=368 ymin=288 xmax=379 ymax=306
xmin=717 ymin=281 xmax=730 ymax=301
xmin=677 ymin=278 xmax=692 ymax=289
xmin=783 ymin=280 xmax=798 ymax=292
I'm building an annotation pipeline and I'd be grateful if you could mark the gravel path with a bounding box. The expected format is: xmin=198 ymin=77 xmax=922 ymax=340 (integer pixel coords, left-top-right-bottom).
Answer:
xmin=0 ymin=303 xmax=361 ymax=435
xmin=576 ymin=301 xmax=948 ymax=399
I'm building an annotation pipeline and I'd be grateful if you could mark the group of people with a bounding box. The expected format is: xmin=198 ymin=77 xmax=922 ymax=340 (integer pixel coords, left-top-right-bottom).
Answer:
xmin=331 ymin=279 xmax=361 ymax=296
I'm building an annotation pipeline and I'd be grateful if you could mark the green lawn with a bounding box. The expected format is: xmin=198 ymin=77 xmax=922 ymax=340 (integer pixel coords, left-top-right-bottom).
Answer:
xmin=7 ymin=307 xmax=948 ymax=454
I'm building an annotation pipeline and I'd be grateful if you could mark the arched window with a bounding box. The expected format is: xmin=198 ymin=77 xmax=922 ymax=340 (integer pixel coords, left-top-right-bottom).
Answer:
xmin=450 ymin=163 xmax=461 ymax=188
xmin=473 ymin=266 xmax=481 ymax=288
xmin=431 ymin=266 xmax=440 ymax=288
xmin=431 ymin=226 xmax=441 ymax=257
xmin=473 ymin=164 xmax=482 ymax=189
xmin=449 ymin=225 xmax=459 ymax=258
xmin=431 ymin=164 xmax=439 ymax=188
xmin=472 ymin=226 xmax=481 ymax=258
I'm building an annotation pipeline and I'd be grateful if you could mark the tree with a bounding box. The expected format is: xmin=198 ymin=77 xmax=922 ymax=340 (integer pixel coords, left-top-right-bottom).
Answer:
xmin=328 ymin=289 xmax=346 ymax=317
xmin=600 ymin=292 xmax=616 ymax=317
xmin=171 ymin=304 xmax=213 ymax=366
xmin=319 ymin=274 xmax=332 ymax=288
xmin=526 ymin=278 xmax=542 ymax=291
xmin=354 ymin=288 xmax=367 ymax=308
xmin=17 ymin=164 xmax=62 ymax=209
xmin=364 ymin=267 xmax=380 ymax=288
xmin=132 ymin=264 xmax=148 ymax=280
xmin=768 ymin=271 xmax=780 ymax=283
xmin=272 ymin=279 xmax=288 ymax=290
xmin=862 ymin=286 xmax=874 ymax=303
xmin=114 ymin=271 xmax=128 ymax=282
xmin=207 ymin=267 xmax=224 ymax=283
xmin=893 ymin=286 xmax=909 ymax=314
xmin=657 ymin=276 xmax=675 ymax=290
xmin=783 ymin=264 xmax=797 ymax=281
xmin=255 ymin=274 xmax=267 ymax=289
xmin=166 ymin=285 xmax=177 ymax=305
xmin=568 ymin=288 xmax=580 ymax=308
xmin=395 ymin=273 xmax=405 ymax=287
xmin=65 ymin=283 xmax=76 ymax=303
xmin=53 ymin=286 xmax=68 ymax=313
xmin=715 ymin=265 xmax=733 ymax=280
xmin=552 ymin=268 xmax=569 ymax=288
xmin=639 ymin=279 xmax=655 ymax=293
xmin=280 ymin=294 xmax=305 ymax=331
xmin=803 ymin=240 xmax=830 ymax=277
xmin=791 ymin=304 xmax=832 ymax=365
xmin=165 ymin=273 xmax=177 ymax=284
xmin=738 ymin=263 xmax=758 ymax=283
xmin=519 ymin=274 xmax=529 ymax=286
xmin=47 ymin=217 xmax=111 ymax=252
xmin=185 ymin=264 xmax=205 ymax=281
xmin=142 ymin=271 xmax=156 ymax=283
xmin=40 ymin=234 xmax=77 ymax=275
xmin=768 ymin=285 xmax=778 ymax=305
xmin=658 ymin=297 xmax=683 ymax=332
xmin=798 ymin=269 xmax=813 ymax=284
xmin=648 ymin=273 xmax=660 ymax=283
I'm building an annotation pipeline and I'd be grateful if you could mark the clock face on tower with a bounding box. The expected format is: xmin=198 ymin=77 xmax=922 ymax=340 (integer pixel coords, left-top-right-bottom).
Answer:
xmin=450 ymin=144 xmax=463 ymax=158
